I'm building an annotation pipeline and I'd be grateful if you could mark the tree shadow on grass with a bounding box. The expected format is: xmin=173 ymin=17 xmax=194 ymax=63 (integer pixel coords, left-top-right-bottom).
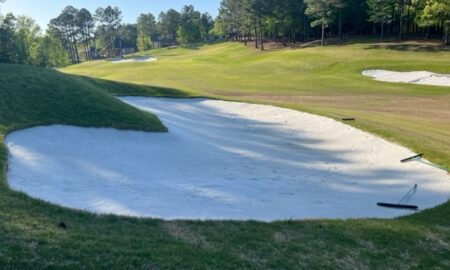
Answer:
xmin=181 ymin=44 xmax=203 ymax=50
xmin=78 ymin=74 xmax=196 ymax=98
xmin=363 ymin=43 xmax=450 ymax=53
xmin=179 ymin=41 xmax=224 ymax=50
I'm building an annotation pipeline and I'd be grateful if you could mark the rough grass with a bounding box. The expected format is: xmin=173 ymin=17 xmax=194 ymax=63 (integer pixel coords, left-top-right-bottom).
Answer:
xmin=0 ymin=41 xmax=449 ymax=269
xmin=63 ymin=40 xmax=450 ymax=170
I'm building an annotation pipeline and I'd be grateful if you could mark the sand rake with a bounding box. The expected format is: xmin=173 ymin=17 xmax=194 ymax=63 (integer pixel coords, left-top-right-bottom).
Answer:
xmin=378 ymin=153 xmax=449 ymax=211
xmin=401 ymin=153 xmax=449 ymax=172
xmin=377 ymin=184 xmax=419 ymax=210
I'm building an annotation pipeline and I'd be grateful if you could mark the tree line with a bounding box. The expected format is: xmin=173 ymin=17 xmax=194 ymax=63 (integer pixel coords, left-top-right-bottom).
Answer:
xmin=48 ymin=4 xmax=214 ymax=62
xmin=0 ymin=13 xmax=69 ymax=67
xmin=0 ymin=4 xmax=213 ymax=66
xmin=0 ymin=1 xmax=448 ymax=67
xmin=215 ymin=0 xmax=450 ymax=49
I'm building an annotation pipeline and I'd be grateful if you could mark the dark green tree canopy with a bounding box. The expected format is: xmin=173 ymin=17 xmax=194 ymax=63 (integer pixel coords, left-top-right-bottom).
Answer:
xmin=2 ymin=0 xmax=449 ymax=68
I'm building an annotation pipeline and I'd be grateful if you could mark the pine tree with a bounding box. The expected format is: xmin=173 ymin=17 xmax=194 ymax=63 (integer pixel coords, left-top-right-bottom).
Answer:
xmin=367 ymin=0 xmax=395 ymax=38
xmin=305 ymin=0 xmax=342 ymax=45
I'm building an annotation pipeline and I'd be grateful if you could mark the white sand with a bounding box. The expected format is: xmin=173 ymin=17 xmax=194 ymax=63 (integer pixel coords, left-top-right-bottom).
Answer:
xmin=111 ymin=56 xmax=157 ymax=64
xmin=363 ymin=70 xmax=450 ymax=87
xmin=5 ymin=97 xmax=450 ymax=221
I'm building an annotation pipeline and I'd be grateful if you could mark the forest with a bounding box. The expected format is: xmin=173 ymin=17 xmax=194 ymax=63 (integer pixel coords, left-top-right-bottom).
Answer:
xmin=216 ymin=0 xmax=450 ymax=48
xmin=0 ymin=0 xmax=449 ymax=67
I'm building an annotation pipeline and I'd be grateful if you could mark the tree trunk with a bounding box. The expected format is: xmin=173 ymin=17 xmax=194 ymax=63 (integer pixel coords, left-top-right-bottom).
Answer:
xmin=73 ymin=41 xmax=80 ymax=63
xmin=83 ymin=43 xmax=87 ymax=61
xmin=84 ymin=33 xmax=90 ymax=61
xmin=321 ymin=22 xmax=325 ymax=46
xmin=406 ymin=6 xmax=411 ymax=35
xmin=398 ymin=0 xmax=404 ymax=40
xmin=110 ymin=23 xmax=115 ymax=51
xmin=141 ymin=31 xmax=145 ymax=51
xmin=292 ymin=28 xmax=296 ymax=44
xmin=70 ymin=43 xmax=75 ymax=63
xmin=66 ymin=32 xmax=76 ymax=63
xmin=273 ymin=25 xmax=277 ymax=43
xmin=86 ymin=37 xmax=92 ymax=61
xmin=83 ymin=42 xmax=88 ymax=61
xmin=66 ymin=38 xmax=75 ymax=63
xmin=255 ymin=26 xmax=258 ymax=49
xmin=259 ymin=18 xmax=264 ymax=51
xmin=302 ymin=15 xmax=306 ymax=42
xmin=381 ymin=22 xmax=384 ymax=39
xmin=339 ymin=9 xmax=343 ymax=39
xmin=306 ymin=24 xmax=309 ymax=42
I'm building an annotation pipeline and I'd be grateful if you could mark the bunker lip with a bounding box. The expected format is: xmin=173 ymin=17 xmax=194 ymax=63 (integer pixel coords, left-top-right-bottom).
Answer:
xmin=362 ymin=69 xmax=450 ymax=87
xmin=5 ymin=97 xmax=450 ymax=221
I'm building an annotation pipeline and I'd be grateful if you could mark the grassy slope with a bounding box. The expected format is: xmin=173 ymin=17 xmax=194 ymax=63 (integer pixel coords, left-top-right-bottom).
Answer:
xmin=63 ymin=41 xmax=450 ymax=170
xmin=0 ymin=42 xmax=448 ymax=269
xmin=0 ymin=63 xmax=167 ymax=182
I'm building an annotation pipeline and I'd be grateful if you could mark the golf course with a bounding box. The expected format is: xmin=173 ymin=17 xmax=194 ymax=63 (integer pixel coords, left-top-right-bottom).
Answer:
xmin=1 ymin=0 xmax=450 ymax=268
xmin=0 ymin=40 xmax=449 ymax=269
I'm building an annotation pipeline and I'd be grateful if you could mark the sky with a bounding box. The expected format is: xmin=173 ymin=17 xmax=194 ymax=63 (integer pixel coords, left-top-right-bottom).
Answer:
xmin=0 ymin=0 xmax=221 ymax=29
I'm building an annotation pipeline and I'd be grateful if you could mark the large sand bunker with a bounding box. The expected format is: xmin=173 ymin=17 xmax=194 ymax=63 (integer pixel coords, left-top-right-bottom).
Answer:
xmin=363 ymin=70 xmax=450 ymax=87
xmin=5 ymin=97 xmax=450 ymax=221
xmin=111 ymin=56 xmax=157 ymax=63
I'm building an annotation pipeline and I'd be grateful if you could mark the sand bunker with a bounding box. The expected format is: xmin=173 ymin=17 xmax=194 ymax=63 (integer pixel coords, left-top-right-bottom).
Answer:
xmin=363 ymin=70 xmax=450 ymax=87
xmin=111 ymin=56 xmax=157 ymax=63
xmin=6 ymin=97 xmax=449 ymax=221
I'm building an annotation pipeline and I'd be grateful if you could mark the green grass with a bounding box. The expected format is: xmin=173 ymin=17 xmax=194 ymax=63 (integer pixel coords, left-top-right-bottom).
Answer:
xmin=0 ymin=41 xmax=449 ymax=269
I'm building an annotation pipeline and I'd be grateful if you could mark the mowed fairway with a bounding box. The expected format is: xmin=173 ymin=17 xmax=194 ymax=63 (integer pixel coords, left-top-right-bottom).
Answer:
xmin=63 ymin=41 xmax=450 ymax=170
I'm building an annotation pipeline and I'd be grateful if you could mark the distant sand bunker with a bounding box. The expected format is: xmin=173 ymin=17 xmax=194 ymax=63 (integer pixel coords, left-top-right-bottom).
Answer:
xmin=363 ymin=70 xmax=450 ymax=87
xmin=111 ymin=56 xmax=157 ymax=63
